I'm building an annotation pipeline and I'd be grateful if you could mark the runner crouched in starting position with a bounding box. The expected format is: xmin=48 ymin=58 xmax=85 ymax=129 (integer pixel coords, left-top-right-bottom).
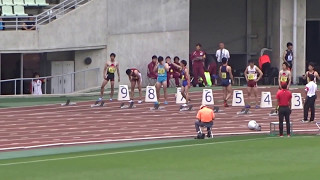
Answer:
xmin=97 ymin=53 xmax=120 ymax=102
xmin=244 ymin=59 xmax=263 ymax=109
xmin=125 ymin=68 xmax=143 ymax=103
xmin=154 ymin=56 xmax=170 ymax=105
xmin=219 ymin=58 xmax=234 ymax=107
xmin=195 ymin=105 xmax=215 ymax=139
xmin=170 ymin=60 xmax=191 ymax=106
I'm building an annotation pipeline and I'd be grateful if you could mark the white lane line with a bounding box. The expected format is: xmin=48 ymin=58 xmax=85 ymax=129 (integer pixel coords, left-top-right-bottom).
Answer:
xmin=0 ymin=137 xmax=289 ymax=166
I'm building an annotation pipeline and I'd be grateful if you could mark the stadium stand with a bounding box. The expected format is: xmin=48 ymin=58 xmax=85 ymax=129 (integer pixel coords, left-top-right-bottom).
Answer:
xmin=14 ymin=5 xmax=28 ymax=16
xmin=2 ymin=0 xmax=14 ymax=6
xmin=1 ymin=5 xmax=14 ymax=16
xmin=24 ymin=0 xmax=37 ymax=6
xmin=36 ymin=0 xmax=49 ymax=6
xmin=13 ymin=0 xmax=25 ymax=6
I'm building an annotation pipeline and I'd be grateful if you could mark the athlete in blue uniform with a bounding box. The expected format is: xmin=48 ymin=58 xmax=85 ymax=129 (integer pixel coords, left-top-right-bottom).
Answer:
xmin=219 ymin=58 xmax=234 ymax=107
xmin=154 ymin=56 xmax=170 ymax=104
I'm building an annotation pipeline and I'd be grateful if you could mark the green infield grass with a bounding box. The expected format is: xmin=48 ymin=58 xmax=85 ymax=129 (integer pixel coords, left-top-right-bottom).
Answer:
xmin=0 ymin=135 xmax=319 ymax=180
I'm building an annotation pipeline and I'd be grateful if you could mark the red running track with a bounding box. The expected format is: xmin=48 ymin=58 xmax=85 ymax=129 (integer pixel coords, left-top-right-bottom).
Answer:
xmin=0 ymin=87 xmax=318 ymax=151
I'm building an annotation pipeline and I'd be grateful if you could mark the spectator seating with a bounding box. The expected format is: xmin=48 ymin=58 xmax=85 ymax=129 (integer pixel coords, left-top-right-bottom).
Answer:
xmin=36 ymin=0 xmax=49 ymax=6
xmin=2 ymin=0 xmax=14 ymax=6
xmin=14 ymin=0 xmax=25 ymax=6
xmin=0 ymin=0 xmax=49 ymax=16
xmin=24 ymin=0 xmax=37 ymax=6
xmin=1 ymin=5 xmax=14 ymax=16
xmin=14 ymin=5 xmax=27 ymax=16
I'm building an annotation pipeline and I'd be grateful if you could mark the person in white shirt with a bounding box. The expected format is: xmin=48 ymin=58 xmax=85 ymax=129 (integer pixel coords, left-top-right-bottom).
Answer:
xmin=244 ymin=60 xmax=263 ymax=109
xmin=216 ymin=43 xmax=230 ymax=84
xmin=30 ymin=72 xmax=45 ymax=95
xmin=216 ymin=43 xmax=230 ymax=65
xmin=302 ymin=74 xmax=317 ymax=122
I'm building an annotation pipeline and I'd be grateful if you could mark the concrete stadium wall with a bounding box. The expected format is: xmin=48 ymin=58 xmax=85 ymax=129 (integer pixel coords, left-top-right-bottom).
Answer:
xmin=74 ymin=49 xmax=107 ymax=91
xmin=0 ymin=31 xmax=38 ymax=52
xmin=39 ymin=0 xmax=108 ymax=50
xmin=0 ymin=0 xmax=107 ymax=53
xmin=107 ymin=31 xmax=189 ymax=86
xmin=106 ymin=0 xmax=190 ymax=87
xmin=307 ymin=0 xmax=320 ymax=19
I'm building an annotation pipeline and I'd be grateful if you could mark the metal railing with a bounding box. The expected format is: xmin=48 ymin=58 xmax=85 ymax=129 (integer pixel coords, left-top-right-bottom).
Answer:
xmin=0 ymin=0 xmax=90 ymax=31
xmin=0 ymin=67 xmax=100 ymax=95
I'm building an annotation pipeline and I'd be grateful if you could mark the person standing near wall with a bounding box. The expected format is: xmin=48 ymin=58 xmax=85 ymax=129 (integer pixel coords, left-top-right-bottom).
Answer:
xmin=283 ymin=42 xmax=294 ymax=70
xmin=30 ymin=72 xmax=45 ymax=95
xmin=278 ymin=62 xmax=291 ymax=89
xmin=244 ymin=60 xmax=263 ymax=109
xmin=259 ymin=54 xmax=271 ymax=84
xmin=166 ymin=56 xmax=180 ymax=87
xmin=98 ymin=53 xmax=120 ymax=102
xmin=276 ymin=83 xmax=292 ymax=137
xmin=303 ymin=62 xmax=320 ymax=83
xmin=215 ymin=42 xmax=230 ymax=73
xmin=154 ymin=56 xmax=170 ymax=105
xmin=147 ymin=55 xmax=158 ymax=80
xmin=219 ymin=58 xmax=234 ymax=107
xmin=190 ymin=43 xmax=207 ymax=87
xmin=302 ymin=74 xmax=317 ymax=123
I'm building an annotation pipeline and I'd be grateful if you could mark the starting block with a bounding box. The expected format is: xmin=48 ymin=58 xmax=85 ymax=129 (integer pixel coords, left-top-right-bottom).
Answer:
xmin=269 ymin=109 xmax=278 ymax=116
xmin=120 ymin=101 xmax=135 ymax=109
xmin=90 ymin=100 xmax=105 ymax=108
xmin=61 ymin=99 xmax=77 ymax=106
xmin=150 ymin=103 xmax=164 ymax=110
xmin=237 ymin=108 xmax=250 ymax=115
xmin=214 ymin=107 xmax=222 ymax=113
xmin=179 ymin=104 xmax=193 ymax=111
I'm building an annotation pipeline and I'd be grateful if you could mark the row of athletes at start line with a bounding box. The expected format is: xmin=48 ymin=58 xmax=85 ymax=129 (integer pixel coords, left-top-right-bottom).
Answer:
xmin=95 ymin=53 xmax=318 ymax=108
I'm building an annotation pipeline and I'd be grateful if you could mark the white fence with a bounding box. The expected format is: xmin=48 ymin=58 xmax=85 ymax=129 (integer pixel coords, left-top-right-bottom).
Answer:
xmin=0 ymin=67 xmax=99 ymax=95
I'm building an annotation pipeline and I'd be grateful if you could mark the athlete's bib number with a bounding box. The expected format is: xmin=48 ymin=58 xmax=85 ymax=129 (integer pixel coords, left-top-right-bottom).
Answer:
xmin=108 ymin=66 xmax=116 ymax=73
xmin=280 ymin=76 xmax=288 ymax=82
xmin=170 ymin=69 xmax=173 ymax=73
xmin=181 ymin=75 xmax=185 ymax=80
xmin=158 ymin=68 xmax=165 ymax=74
xmin=221 ymin=72 xmax=227 ymax=79
xmin=248 ymin=74 xmax=255 ymax=80
xmin=288 ymin=55 xmax=293 ymax=61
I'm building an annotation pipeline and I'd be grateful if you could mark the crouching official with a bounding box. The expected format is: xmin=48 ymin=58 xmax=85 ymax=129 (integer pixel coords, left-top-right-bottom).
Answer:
xmin=195 ymin=105 xmax=215 ymax=139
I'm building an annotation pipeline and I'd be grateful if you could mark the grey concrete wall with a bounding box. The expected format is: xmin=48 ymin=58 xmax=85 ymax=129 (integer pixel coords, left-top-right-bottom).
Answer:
xmin=307 ymin=0 xmax=320 ymax=19
xmin=271 ymin=0 xmax=281 ymax=68
xmin=190 ymin=0 xmax=247 ymax=54
xmin=0 ymin=0 xmax=107 ymax=53
xmin=278 ymin=0 xmax=306 ymax=81
xmin=107 ymin=31 xmax=189 ymax=87
xmin=74 ymin=49 xmax=107 ymax=91
xmin=39 ymin=0 xmax=108 ymax=50
xmin=0 ymin=31 xmax=38 ymax=52
xmin=106 ymin=0 xmax=190 ymax=87
xmin=107 ymin=0 xmax=189 ymax=35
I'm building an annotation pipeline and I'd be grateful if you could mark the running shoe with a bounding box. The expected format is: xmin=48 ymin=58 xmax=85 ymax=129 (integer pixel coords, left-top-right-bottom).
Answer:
xmin=245 ymin=105 xmax=251 ymax=109
xmin=164 ymin=101 xmax=168 ymax=105
xmin=138 ymin=100 xmax=143 ymax=104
